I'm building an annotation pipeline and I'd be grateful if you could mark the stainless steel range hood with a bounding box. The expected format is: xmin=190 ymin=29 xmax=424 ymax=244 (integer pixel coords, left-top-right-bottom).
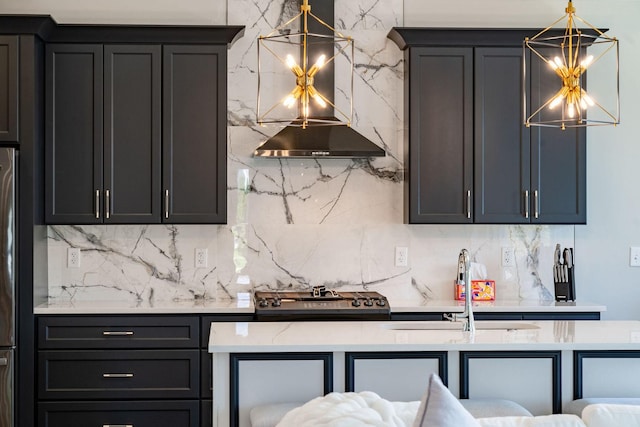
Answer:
xmin=254 ymin=117 xmax=386 ymax=158
xmin=253 ymin=0 xmax=386 ymax=159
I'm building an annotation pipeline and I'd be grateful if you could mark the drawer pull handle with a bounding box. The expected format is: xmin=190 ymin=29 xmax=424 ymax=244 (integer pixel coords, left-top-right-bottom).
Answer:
xmin=103 ymin=425 xmax=133 ymax=427
xmin=103 ymin=373 xmax=134 ymax=378
xmin=0 ymin=357 xmax=7 ymax=366
xmin=102 ymin=331 xmax=134 ymax=336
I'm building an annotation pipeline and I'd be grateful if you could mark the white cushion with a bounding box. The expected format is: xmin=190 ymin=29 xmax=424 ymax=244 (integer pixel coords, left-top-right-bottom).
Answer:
xmin=477 ymin=415 xmax=586 ymax=427
xmin=275 ymin=391 xmax=419 ymax=427
xmin=251 ymin=403 xmax=303 ymax=427
xmin=581 ymin=403 xmax=640 ymax=427
xmin=412 ymin=373 xmax=480 ymax=427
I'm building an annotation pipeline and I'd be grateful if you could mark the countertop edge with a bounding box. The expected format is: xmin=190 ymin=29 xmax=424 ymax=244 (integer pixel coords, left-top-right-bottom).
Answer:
xmin=33 ymin=299 xmax=606 ymax=315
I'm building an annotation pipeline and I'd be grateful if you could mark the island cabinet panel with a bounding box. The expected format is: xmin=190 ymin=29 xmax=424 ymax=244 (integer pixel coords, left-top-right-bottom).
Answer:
xmin=460 ymin=351 xmax=562 ymax=415
xmin=228 ymin=353 xmax=333 ymax=427
xmin=162 ymin=45 xmax=227 ymax=224
xmin=394 ymin=29 xmax=586 ymax=224
xmin=0 ymin=36 xmax=18 ymax=143
xmin=345 ymin=351 xmax=447 ymax=402
xmin=574 ymin=350 xmax=640 ymax=399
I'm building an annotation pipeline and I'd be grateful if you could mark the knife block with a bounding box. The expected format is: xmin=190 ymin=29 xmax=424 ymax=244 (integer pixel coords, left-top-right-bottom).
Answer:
xmin=554 ymin=264 xmax=575 ymax=302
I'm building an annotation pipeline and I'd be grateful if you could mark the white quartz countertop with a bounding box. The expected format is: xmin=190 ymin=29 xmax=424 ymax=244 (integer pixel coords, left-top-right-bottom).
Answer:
xmin=33 ymin=298 xmax=605 ymax=314
xmin=33 ymin=298 xmax=255 ymax=314
xmin=388 ymin=298 xmax=606 ymax=313
xmin=208 ymin=320 xmax=640 ymax=353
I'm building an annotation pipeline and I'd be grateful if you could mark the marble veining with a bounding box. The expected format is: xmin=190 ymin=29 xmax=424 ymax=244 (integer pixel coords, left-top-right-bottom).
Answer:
xmin=44 ymin=0 xmax=577 ymax=306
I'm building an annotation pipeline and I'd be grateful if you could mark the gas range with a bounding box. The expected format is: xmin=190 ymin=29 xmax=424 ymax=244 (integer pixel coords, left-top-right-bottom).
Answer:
xmin=254 ymin=286 xmax=390 ymax=321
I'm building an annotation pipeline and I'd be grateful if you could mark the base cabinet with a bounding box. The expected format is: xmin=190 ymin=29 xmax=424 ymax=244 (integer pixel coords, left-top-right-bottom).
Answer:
xmin=38 ymin=401 xmax=199 ymax=427
xmin=36 ymin=316 xmax=201 ymax=427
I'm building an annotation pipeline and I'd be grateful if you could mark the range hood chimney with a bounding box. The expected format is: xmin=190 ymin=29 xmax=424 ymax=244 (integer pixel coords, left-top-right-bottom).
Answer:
xmin=254 ymin=0 xmax=385 ymax=159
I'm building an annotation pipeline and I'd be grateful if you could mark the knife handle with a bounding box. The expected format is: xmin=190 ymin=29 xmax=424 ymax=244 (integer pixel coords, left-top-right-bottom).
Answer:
xmin=466 ymin=190 xmax=471 ymax=219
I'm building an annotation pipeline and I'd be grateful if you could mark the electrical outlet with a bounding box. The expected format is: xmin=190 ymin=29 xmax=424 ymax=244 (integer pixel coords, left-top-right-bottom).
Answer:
xmin=195 ymin=248 xmax=208 ymax=268
xmin=395 ymin=246 xmax=408 ymax=267
xmin=501 ymin=247 xmax=515 ymax=267
xmin=67 ymin=247 xmax=81 ymax=268
xmin=630 ymin=247 xmax=640 ymax=267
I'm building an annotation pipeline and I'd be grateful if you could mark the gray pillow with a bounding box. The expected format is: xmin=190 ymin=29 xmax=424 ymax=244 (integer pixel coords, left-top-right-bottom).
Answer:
xmin=412 ymin=373 xmax=481 ymax=427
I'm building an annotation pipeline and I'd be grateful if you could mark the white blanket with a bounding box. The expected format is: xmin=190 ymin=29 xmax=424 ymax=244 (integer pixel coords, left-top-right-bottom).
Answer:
xmin=275 ymin=391 xmax=420 ymax=427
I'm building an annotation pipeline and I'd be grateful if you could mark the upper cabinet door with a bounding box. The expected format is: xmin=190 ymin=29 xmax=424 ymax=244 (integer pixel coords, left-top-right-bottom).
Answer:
xmin=474 ymin=47 xmax=531 ymax=224
xmin=104 ymin=45 xmax=161 ymax=223
xmin=407 ymin=47 xmax=473 ymax=224
xmin=45 ymin=44 xmax=104 ymax=224
xmin=528 ymin=49 xmax=587 ymax=224
xmin=0 ymin=36 xmax=18 ymax=143
xmin=162 ymin=45 xmax=227 ymax=224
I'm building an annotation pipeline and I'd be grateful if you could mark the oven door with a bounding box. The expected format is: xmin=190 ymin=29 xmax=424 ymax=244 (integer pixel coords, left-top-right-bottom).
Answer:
xmin=0 ymin=349 xmax=13 ymax=427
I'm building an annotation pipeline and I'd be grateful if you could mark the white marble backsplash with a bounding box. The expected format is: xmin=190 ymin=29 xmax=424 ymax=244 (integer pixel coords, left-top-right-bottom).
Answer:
xmin=47 ymin=224 xmax=574 ymax=303
xmin=45 ymin=0 xmax=576 ymax=304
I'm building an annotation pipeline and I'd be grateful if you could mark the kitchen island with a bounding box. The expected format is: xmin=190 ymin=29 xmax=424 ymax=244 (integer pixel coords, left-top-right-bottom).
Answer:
xmin=208 ymin=320 xmax=640 ymax=427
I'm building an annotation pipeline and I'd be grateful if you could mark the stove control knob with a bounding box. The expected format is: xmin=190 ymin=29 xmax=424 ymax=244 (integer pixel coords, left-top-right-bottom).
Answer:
xmin=376 ymin=299 xmax=387 ymax=307
xmin=258 ymin=299 xmax=269 ymax=308
xmin=272 ymin=298 xmax=281 ymax=307
xmin=364 ymin=298 xmax=373 ymax=307
xmin=352 ymin=299 xmax=361 ymax=307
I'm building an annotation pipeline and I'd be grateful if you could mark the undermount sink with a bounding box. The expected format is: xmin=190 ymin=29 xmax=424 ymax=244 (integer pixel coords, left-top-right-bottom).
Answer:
xmin=385 ymin=321 xmax=540 ymax=331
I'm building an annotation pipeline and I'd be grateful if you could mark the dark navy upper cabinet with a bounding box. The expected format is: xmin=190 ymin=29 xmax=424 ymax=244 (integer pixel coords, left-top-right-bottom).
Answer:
xmin=407 ymin=47 xmax=473 ymax=224
xmin=474 ymin=47 xmax=531 ymax=224
xmin=0 ymin=36 xmax=18 ymax=143
xmin=45 ymin=44 xmax=104 ymax=224
xmin=162 ymin=45 xmax=227 ymax=224
xmin=45 ymin=44 xmax=161 ymax=224
xmin=388 ymin=28 xmax=586 ymax=224
xmin=44 ymin=24 xmax=243 ymax=225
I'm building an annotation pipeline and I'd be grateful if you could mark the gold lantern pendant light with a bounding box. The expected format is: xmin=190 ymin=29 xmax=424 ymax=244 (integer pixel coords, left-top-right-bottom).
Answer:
xmin=257 ymin=0 xmax=354 ymax=129
xmin=524 ymin=1 xmax=619 ymax=129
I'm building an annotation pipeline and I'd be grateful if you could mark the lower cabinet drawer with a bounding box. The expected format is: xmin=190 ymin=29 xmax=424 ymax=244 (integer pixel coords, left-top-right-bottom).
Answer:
xmin=38 ymin=400 xmax=199 ymax=427
xmin=38 ymin=350 xmax=199 ymax=400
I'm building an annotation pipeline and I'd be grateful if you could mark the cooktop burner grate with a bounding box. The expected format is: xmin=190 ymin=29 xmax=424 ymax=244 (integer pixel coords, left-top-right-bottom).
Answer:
xmin=254 ymin=286 xmax=390 ymax=321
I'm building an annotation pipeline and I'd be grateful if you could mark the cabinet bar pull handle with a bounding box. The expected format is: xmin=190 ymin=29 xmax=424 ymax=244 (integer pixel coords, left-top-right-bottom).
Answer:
xmin=95 ymin=190 xmax=100 ymax=219
xmin=105 ymin=189 xmax=110 ymax=219
xmin=103 ymin=425 xmax=133 ymax=427
xmin=0 ymin=357 xmax=7 ymax=366
xmin=102 ymin=331 xmax=134 ymax=336
xmin=534 ymin=190 xmax=539 ymax=219
xmin=466 ymin=190 xmax=471 ymax=219
xmin=524 ymin=190 xmax=529 ymax=219
xmin=165 ymin=189 xmax=169 ymax=219
xmin=103 ymin=373 xmax=134 ymax=378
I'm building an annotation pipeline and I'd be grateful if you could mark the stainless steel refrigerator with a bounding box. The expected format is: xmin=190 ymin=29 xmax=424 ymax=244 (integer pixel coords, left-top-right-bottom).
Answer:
xmin=0 ymin=148 xmax=15 ymax=427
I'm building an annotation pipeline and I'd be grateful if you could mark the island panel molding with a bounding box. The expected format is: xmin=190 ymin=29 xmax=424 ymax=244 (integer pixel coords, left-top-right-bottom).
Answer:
xmin=459 ymin=350 xmax=562 ymax=414
xmin=345 ymin=351 xmax=448 ymax=398
xmin=573 ymin=350 xmax=640 ymax=400
xmin=229 ymin=352 xmax=334 ymax=427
